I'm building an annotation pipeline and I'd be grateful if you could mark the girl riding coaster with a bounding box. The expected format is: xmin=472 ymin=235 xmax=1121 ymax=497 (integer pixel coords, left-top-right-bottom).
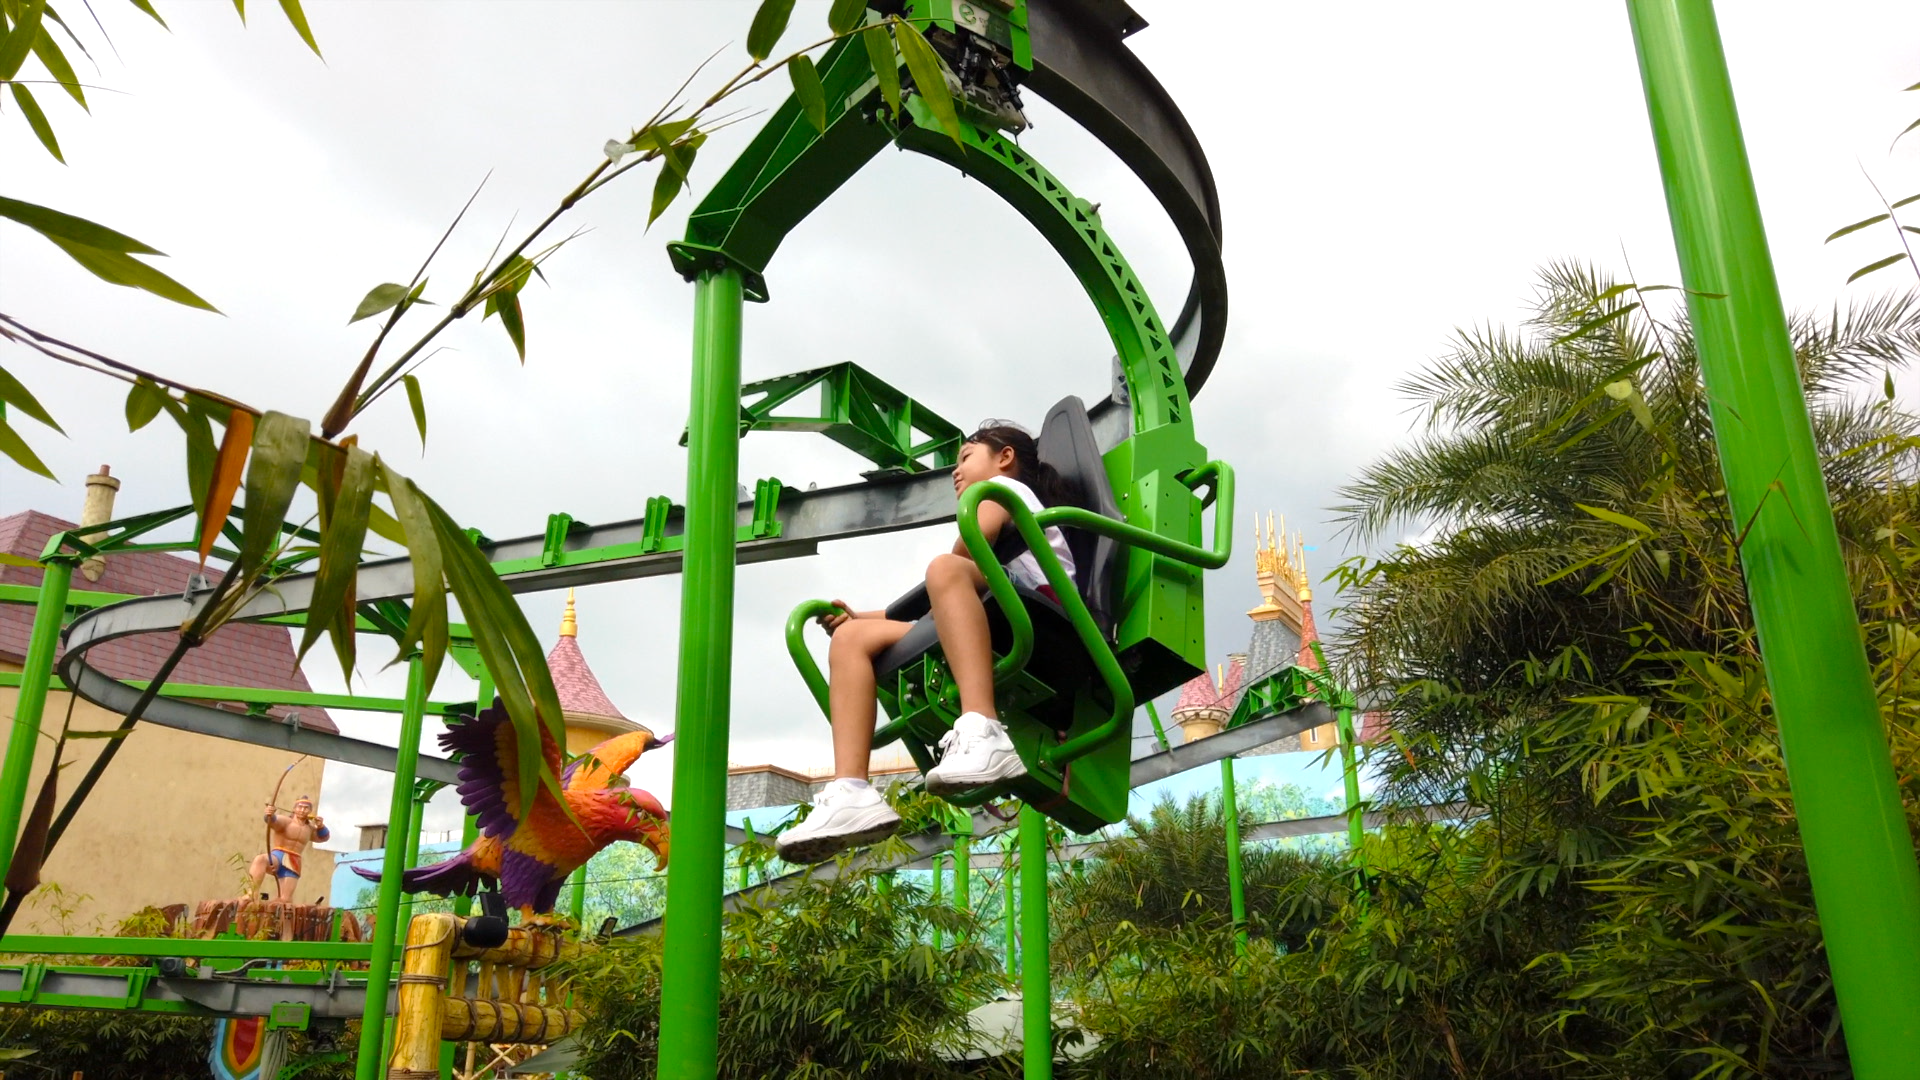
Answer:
xmin=775 ymin=421 xmax=1076 ymax=864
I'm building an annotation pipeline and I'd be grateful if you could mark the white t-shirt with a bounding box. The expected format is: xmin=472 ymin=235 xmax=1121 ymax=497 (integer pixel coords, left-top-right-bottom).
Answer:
xmin=981 ymin=476 xmax=1077 ymax=592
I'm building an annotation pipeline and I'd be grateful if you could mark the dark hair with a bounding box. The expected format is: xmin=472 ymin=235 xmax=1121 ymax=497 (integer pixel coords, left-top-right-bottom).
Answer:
xmin=965 ymin=425 xmax=1074 ymax=508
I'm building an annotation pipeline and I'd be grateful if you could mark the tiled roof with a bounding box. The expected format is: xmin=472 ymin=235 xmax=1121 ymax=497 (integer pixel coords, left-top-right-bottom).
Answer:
xmin=547 ymin=635 xmax=624 ymax=722
xmin=1171 ymin=653 xmax=1244 ymax=715
xmin=0 ymin=510 xmax=338 ymax=734
xmin=1296 ymin=597 xmax=1322 ymax=669
xmin=1244 ymin=617 xmax=1302 ymax=687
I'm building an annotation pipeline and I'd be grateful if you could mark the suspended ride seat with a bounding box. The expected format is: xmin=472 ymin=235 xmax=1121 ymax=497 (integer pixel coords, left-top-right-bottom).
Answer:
xmin=870 ymin=395 xmax=1135 ymax=831
xmin=785 ymin=397 xmax=1235 ymax=833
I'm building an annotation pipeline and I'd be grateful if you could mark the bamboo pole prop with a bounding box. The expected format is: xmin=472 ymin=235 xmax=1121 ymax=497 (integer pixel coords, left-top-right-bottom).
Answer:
xmin=0 ymin=560 xmax=73 ymax=885
xmin=353 ymin=655 xmax=429 ymax=1080
xmin=1220 ymin=756 xmax=1247 ymax=955
xmin=387 ymin=913 xmax=455 ymax=1079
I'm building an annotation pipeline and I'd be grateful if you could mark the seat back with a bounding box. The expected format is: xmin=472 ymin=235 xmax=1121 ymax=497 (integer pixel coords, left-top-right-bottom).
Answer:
xmin=1036 ymin=396 xmax=1125 ymax=637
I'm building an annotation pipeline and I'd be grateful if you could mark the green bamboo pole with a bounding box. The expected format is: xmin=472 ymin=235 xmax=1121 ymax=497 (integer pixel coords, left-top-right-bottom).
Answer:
xmin=738 ymin=817 xmax=755 ymax=891
xmin=1626 ymin=3 xmax=1920 ymax=1072
xmin=354 ymin=654 xmax=429 ymax=1080
xmin=1019 ymin=805 xmax=1051 ymax=1080
xmin=0 ymin=560 xmax=72 ymax=884
xmin=952 ymin=813 xmax=972 ymax=942
xmin=656 ymin=266 xmax=746 ymax=1080
xmin=1334 ymin=702 xmax=1364 ymax=855
xmin=1003 ymin=839 xmax=1017 ymax=976
xmin=1219 ymin=757 xmax=1247 ymax=955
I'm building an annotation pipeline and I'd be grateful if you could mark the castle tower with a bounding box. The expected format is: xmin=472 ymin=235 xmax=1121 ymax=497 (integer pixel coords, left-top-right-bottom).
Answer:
xmin=546 ymin=590 xmax=652 ymax=756
xmin=1169 ymin=655 xmax=1245 ymax=745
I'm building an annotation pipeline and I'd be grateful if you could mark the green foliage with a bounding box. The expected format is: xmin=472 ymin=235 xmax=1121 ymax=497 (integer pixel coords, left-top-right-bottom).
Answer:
xmin=566 ymin=868 xmax=1008 ymax=1080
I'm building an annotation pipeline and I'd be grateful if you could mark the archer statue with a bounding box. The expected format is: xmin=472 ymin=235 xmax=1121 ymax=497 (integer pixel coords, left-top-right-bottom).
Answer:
xmin=242 ymin=794 xmax=331 ymax=902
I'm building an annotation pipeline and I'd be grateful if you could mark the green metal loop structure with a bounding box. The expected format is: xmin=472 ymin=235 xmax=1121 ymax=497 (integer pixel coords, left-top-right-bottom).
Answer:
xmin=1 ymin=3 xmax=1916 ymax=1079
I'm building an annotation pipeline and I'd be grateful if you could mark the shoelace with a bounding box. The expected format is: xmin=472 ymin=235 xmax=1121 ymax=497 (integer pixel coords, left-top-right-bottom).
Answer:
xmin=936 ymin=726 xmax=978 ymax=761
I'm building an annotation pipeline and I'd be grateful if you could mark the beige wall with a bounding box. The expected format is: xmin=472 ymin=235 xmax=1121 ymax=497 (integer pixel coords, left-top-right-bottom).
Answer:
xmin=1 ymin=663 xmax=332 ymax=934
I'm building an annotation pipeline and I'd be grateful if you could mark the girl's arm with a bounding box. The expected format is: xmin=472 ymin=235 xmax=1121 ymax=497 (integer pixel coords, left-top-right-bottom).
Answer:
xmin=951 ymin=499 xmax=1014 ymax=558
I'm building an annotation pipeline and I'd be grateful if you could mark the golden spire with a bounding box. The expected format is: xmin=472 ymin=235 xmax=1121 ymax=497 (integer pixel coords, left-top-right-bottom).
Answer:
xmin=1295 ymin=531 xmax=1312 ymax=602
xmin=560 ymin=589 xmax=578 ymax=638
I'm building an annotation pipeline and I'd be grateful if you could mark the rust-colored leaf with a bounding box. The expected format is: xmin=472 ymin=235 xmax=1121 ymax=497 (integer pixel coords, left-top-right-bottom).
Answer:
xmin=198 ymin=410 xmax=255 ymax=566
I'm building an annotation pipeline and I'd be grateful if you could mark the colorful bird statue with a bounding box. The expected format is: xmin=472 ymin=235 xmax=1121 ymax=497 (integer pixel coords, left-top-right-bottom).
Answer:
xmin=354 ymin=700 xmax=670 ymax=919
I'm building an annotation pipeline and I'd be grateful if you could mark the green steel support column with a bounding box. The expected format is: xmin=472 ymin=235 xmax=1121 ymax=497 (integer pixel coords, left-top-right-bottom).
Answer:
xmin=1334 ymin=703 xmax=1364 ymax=855
xmin=952 ymin=813 xmax=972 ymax=941
xmin=0 ymin=560 xmax=73 ymax=885
xmin=1220 ymin=757 xmax=1247 ymax=955
xmin=568 ymin=864 xmax=588 ymax=924
xmin=931 ymin=852 xmax=946 ymax=950
xmin=354 ymin=654 xmax=428 ymax=1080
xmin=381 ymin=784 xmax=432 ymax=1069
xmin=739 ymin=818 xmax=755 ymax=891
xmin=1144 ymin=699 xmax=1172 ymax=753
xmin=1019 ymin=805 xmax=1051 ymax=1080
xmin=1003 ymin=840 xmax=1017 ymax=976
xmin=656 ymin=267 xmax=746 ymax=1080
xmin=1627 ymin=4 xmax=1920 ymax=1072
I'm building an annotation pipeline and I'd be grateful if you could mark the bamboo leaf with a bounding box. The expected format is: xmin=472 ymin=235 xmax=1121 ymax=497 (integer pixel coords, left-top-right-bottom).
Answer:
xmin=496 ymin=292 xmax=525 ymax=361
xmin=647 ymin=140 xmax=701 ymax=227
xmin=163 ymin=396 xmax=218 ymax=518
xmin=0 ymin=195 xmax=164 ymax=254
xmin=1577 ymin=503 xmax=1654 ymax=535
xmin=0 ymin=415 xmax=56 ymax=480
xmin=349 ymin=282 xmax=409 ymax=324
xmin=863 ymin=24 xmax=900 ymax=120
xmin=402 ymin=373 xmax=427 ymax=449
xmin=64 ymin=727 xmax=133 ymax=739
xmin=10 ymin=83 xmax=64 ymax=163
xmin=238 ymin=411 xmax=309 ymax=574
xmin=1826 ymin=214 xmax=1889 ymax=243
xmin=1894 ymin=116 xmax=1920 ymax=148
xmin=276 ymin=0 xmax=321 ymax=57
xmin=828 ymin=0 xmax=866 ymax=35
xmin=1892 ymin=193 xmax=1920 ymax=210
xmin=0 ymin=0 xmax=47 ymax=80
xmin=123 ymin=378 xmax=165 ymax=432
xmin=746 ymin=0 xmax=795 ymax=61
xmin=198 ymin=410 xmax=254 ymax=564
xmin=894 ymin=17 xmax=963 ymax=147
xmin=1847 ymin=254 xmax=1907 ymax=284
xmin=232 ymin=0 xmax=247 ymax=21
xmin=379 ymin=463 xmax=449 ymax=691
xmin=790 ymin=53 xmax=827 ymax=134
xmin=126 ymin=0 xmax=167 ymax=26
xmin=28 ymin=21 xmax=84 ymax=107
xmin=44 ymin=236 xmax=218 ymax=311
xmin=0 ymin=365 xmax=61 ymax=432
xmin=298 ymin=444 xmax=373 ymax=670
xmin=421 ymin=491 xmax=567 ymax=820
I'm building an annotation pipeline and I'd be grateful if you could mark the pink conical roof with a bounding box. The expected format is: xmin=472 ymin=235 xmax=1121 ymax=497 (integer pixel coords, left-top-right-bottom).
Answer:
xmin=1171 ymin=654 xmax=1245 ymax=714
xmin=546 ymin=593 xmax=626 ymax=723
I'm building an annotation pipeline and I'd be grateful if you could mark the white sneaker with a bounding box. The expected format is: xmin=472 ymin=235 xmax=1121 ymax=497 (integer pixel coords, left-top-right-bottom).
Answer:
xmin=924 ymin=713 xmax=1027 ymax=795
xmin=775 ymin=779 xmax=902 ymax=864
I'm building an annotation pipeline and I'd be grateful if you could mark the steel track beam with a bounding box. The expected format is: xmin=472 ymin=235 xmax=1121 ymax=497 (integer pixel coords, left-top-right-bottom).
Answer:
xmin=0 ymin=966 xmax=373 ymax=1019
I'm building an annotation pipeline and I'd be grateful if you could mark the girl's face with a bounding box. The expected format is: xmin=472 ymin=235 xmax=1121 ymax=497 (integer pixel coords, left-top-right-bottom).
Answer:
xmin=953 ymin=440 xmax=1017 ymax=494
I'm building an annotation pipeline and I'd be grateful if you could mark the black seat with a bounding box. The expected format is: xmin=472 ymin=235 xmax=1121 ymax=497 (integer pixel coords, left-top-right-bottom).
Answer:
xmin=871 ymin=396 xmax=1126 ymax=730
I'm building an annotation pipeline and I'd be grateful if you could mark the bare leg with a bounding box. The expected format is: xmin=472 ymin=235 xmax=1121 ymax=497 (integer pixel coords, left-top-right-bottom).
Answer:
xmin=926 ymin=554 xmax=996 ymax=718
xmin=827 ymin=618 xmax=913 ymax=779
xmin=242 ymin=854 xmax=270 ymax=898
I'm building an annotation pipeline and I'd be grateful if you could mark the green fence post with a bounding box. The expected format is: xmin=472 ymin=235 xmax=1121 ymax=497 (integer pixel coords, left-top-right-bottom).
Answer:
xmin=656 ymin=266 xmax=746 ymax=1080
xmin=1019 ymin=805 xmax=1051 ymax=1080
xmin=1003 ymin=838 xmax=1017 ymax=976
xmin=1220 ymin=757 xmax=1247 ymax=955
xmin=1626 ymin=3 xmax=1920 ymax=1073
xmin=1334 ymin=701 xmax=1364 ymax=855
xmin=354 ymin=653 xmax=428 ymax=1080
xmin=0 ymin=560 xmax=73 ymax=885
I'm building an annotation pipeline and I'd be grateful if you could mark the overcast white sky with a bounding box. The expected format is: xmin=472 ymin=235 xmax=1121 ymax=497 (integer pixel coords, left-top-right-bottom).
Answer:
xmin=3 ymin=2 xmax=1916 ymax=839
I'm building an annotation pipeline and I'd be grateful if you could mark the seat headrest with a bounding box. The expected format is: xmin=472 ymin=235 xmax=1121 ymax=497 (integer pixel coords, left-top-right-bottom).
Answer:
xmin=1036 ymin=396 xmax=1125 ymax=635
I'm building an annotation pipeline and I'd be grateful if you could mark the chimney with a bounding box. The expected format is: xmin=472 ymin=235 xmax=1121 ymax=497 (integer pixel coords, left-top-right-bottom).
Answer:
xmin=78 ymin=465 xmax=120 ymax=582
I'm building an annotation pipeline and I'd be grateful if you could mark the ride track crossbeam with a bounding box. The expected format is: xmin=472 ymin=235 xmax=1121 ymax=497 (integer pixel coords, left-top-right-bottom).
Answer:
xmin=679 ymin=361 xmax=965 ymax=475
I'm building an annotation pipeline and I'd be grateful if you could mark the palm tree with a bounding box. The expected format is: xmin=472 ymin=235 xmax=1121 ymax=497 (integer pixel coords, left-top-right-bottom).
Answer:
xmin=1333 ymin=262 xmax=1920 ymax=808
